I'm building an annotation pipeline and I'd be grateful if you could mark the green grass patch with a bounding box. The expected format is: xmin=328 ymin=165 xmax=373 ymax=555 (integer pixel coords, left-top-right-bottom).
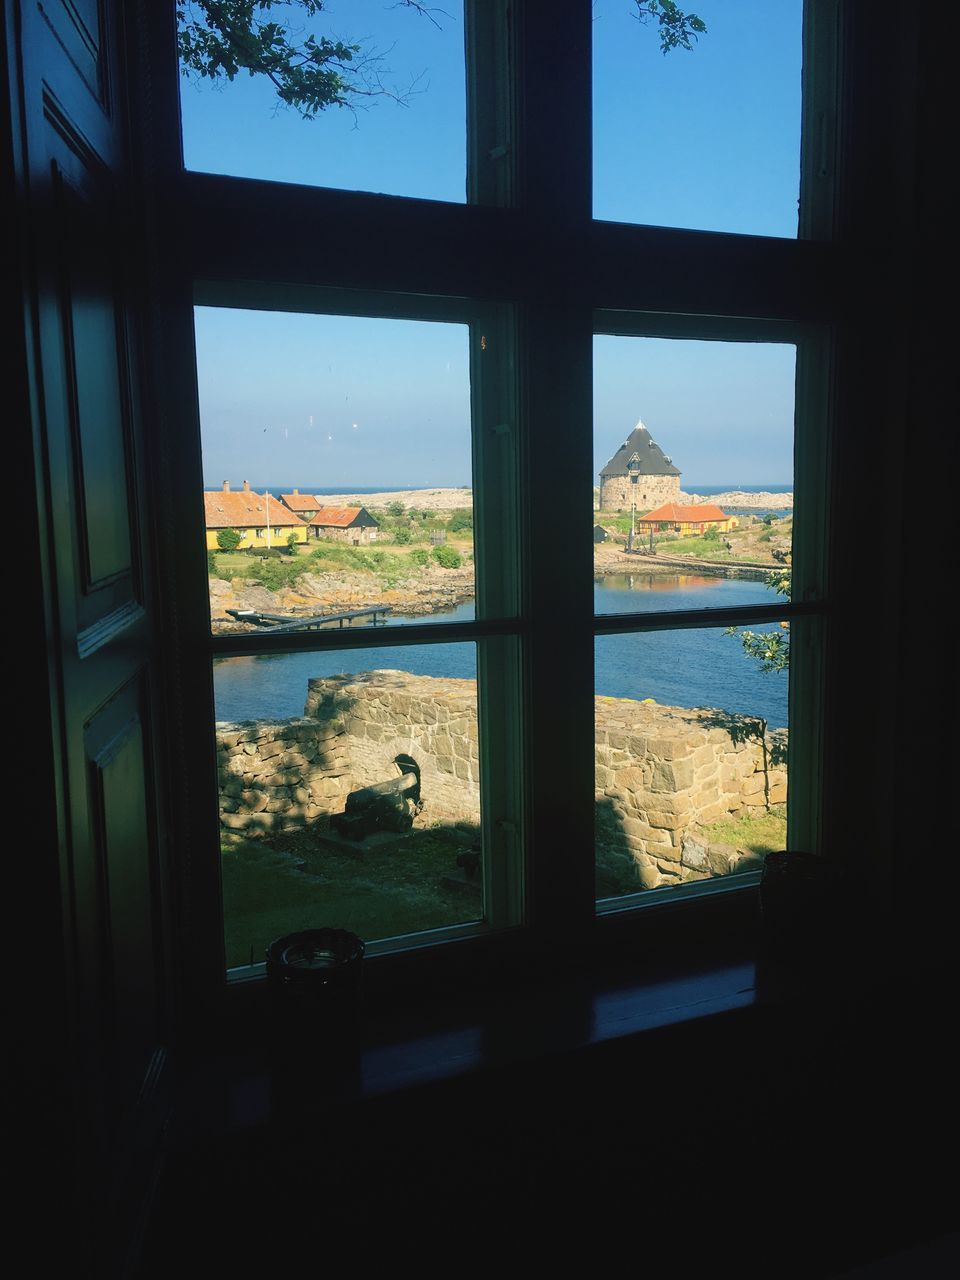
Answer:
xmin=655 ymin=535 xmax=744 ymax=560
xmin=700 ymin=805 xmax=787 ymax=856
xmin=221 ymin=825 xmax=480 ymax=970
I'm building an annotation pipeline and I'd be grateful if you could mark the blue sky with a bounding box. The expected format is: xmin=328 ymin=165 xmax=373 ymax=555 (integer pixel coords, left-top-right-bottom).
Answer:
xmin=183 ymin=1 xmax=800 ymax=489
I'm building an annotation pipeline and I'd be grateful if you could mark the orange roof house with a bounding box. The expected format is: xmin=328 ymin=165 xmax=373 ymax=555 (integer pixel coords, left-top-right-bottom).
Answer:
xmin=204 ymin=481 xmax=308 ymax=549
xmin=636 ymin=502 xmax=738 ymax=534
xmin=308 ymin=506 xmax=380 ymax=544
xmin=279 ymin=489 xmax=322 ymax=517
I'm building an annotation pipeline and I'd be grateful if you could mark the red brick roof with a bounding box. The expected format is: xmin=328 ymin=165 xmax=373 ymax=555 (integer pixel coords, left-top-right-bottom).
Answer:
xmin=637 ymin=503 xmax=729 ymax=524
xmin=280 ymin=492 xmax=321 ymax=512
xmin=203 ymin=491 xmax=306 ymax=529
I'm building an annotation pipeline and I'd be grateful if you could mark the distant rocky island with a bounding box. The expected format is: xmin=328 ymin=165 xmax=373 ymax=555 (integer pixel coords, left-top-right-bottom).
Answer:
xmin=311 ymin=486 xmax=793 ymax=512
xmin=678 ymin=490 xmax=794 ymax=510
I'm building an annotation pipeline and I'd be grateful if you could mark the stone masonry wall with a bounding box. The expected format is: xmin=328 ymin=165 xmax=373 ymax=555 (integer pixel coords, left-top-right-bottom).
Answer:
xmin=216 ymin=717 xmax=352 ymax=838
xmin=595 ymin=696 xmax=787 ymax=890
xmin=304 ymin=671 xmax=480 ymax=823
xmin=217 ymin=674 xmax=786 ymax=892
xmin=599 ymin=472 xmax=681 ymax=513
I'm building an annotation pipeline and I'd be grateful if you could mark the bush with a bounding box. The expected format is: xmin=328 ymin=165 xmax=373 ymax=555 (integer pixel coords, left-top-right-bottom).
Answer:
xmin=286 ymin=532 xmax=300 ymax=551
xmin=216 ymin=527 xmax=243 ymax=552
xmin=249 ymin=559 xmax=306 ymax=591
xmin=393 ymin=526 xmax=411 ymax=544
xmin=702 ymin=526 xmax=721 ymax=541
xmin=448 ymin=510 xmax=472 ymax=532
xmin=409 ymin=549 xmax=430 ymax=567
xmin=244 ymin=545 xmax=283 ymax=559
xmin=206 ymin=548 xmax=217 ymax=574
xmin=433 ymin=545 xmax=462 ymax=569
xmin=387 ymin=500 xmax=406 ymax=518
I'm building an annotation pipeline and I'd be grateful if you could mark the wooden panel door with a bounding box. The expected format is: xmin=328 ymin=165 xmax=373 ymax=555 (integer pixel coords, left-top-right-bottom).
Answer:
xmin=8 ymin=2 xmax=170 ymax=1269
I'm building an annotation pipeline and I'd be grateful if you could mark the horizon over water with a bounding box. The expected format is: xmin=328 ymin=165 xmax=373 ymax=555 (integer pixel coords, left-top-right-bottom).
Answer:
xmin=207 ymin=481 xmax=793 ymax=497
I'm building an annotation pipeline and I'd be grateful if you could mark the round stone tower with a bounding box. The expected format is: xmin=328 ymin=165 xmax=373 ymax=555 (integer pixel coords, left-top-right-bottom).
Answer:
xmin=599 ymin=420 xmax=681 ymax=511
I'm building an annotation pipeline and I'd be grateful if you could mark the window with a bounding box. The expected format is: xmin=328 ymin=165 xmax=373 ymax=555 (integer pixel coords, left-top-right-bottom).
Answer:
xmin=144 ymin=1 xmax=843 ymax=992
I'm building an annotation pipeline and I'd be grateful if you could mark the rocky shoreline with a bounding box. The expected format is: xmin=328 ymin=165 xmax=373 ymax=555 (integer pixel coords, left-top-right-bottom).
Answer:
xmin=209 ymin=565 xmax=476 ymax=633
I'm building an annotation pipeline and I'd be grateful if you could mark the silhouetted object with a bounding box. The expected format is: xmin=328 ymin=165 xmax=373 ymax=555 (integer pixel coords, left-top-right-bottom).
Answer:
xmin=332 ymin=767 xmax=421 ymax=839
xmin=759 ymin=851 xmax=842 ymax=964
xmin=266 ymin=928 xmax=365 ymax=1076
xmin=456 ymin=846 xmax=481 ymax=879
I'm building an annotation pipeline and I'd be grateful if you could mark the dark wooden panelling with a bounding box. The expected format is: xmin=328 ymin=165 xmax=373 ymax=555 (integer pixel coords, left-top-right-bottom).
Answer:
xmin=60 ymin=176 xmax=134 ymax=590
xmin=38 ymin=0 xmax=103 ymax=102
xmin=85 ymin=677 xmax=162 ymax=1112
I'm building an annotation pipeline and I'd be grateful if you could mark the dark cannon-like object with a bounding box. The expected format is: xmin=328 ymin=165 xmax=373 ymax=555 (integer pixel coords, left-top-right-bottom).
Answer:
xmin=331 ymin=757 xmax=422 ymax=841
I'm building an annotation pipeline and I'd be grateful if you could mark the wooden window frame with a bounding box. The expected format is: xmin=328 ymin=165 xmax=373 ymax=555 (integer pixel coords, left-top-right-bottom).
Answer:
xmin=130 ymin=0 xmax=900 ymax=1024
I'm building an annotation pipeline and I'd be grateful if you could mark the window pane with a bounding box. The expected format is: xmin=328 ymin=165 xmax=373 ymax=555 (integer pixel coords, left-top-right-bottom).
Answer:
xmin=593 ymin=0 xmax=803 ymax=237
xmin=594 ymin=336 xmax=795 ymax=613
xmin=179 ymin=0 xmax=466 ymax=202
xmin=595 ymin=627 xmax=788 ymax=901
xmin=216 ymin=643 xmax=482 ymax=970
xmin=197 ymin=308 xmax=475 ymax=635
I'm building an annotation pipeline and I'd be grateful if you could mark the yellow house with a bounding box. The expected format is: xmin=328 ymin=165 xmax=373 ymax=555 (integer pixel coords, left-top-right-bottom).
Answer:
xmin=204 ymin=481 xmax=309 ymax=550
xmin=637 ymin=502 xmax=738 ymax=535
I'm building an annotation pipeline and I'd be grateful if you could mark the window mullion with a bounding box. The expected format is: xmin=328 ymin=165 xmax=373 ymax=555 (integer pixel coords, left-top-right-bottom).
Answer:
xmin=513 ymin=3 xmax=595 ymax=932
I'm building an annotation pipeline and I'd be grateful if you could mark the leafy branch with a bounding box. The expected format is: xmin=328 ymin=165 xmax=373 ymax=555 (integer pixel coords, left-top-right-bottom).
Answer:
xmin=177 ymin=1 xmax=449 ymax=118
xmin=179 ymin=2 xmax=708 ymax=121
xmin=633 ymin=1 xmax=707 ymax=53
xmin=727 ymin=565 xmax=791 ymax=675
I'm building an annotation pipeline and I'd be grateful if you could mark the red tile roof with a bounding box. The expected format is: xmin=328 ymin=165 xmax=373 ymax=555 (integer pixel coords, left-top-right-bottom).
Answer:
xmin=638 ymin=503 xmax=730 ymax=524
xmin=203 ymin=491 xmax=306 ymax=529
xmin=280 ymin=492 xmax=321 ymax=512
xmin=308 ymin=506 xmax=365 ymax=527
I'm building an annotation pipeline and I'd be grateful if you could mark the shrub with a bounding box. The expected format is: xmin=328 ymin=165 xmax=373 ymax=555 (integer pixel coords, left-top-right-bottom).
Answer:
xmin=216 ymin=527 xmax=243 ymax=552
xmin=250 ymin=559 xmax=305 ymax=591
xmin=393 ymin=526 xmax=411 ymax=544
xmin=433 ymin=545 xmax=462 ymax=569
xmin=702 ymin=526 xmax=721 ymax=541
xmin=409 ymin=549 xmax=430 ymax=567
xmin=448 ymin=510 xmax=472 ymax=532
xmin=206 ymin=548 xmax=217 ymax=574
xmin=244 ymin=544 xmax=283 ymax=558
xmin=286 ymin=532 xmax=300 ymax=551
xmin=387 ymin=500 xmax=406 ymax=518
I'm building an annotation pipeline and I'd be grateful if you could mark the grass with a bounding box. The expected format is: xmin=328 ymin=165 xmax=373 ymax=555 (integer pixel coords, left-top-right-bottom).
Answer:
xmin=701 ymin=804 xmax=787 ymax=855
xmin=221 ymin=822 xmax=480 ymax=970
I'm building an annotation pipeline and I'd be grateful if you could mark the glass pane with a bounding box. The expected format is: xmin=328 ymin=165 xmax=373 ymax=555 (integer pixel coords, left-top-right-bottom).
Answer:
xmin=594 ymin=336 xmax=795 ymax=613
xmin=179 ymin=0 xmax=466 ymax=202
xmin=197 ymin=308 xmax=475 ymax=635
xmin=593 ymin=0 xmax=803 ymax=237
xmin=216 ymin=642 xmax=482 ymax=970
xmin=595 ymin=627 xmax=788 ymax=900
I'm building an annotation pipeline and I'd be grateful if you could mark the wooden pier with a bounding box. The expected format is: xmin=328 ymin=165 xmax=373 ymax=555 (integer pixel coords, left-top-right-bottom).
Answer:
xmin=225 ymin=606 xmax=392 ymax=634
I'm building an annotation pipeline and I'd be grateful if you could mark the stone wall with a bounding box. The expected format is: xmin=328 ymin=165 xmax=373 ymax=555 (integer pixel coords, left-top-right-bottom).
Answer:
xmin=216 ymin=717 xmax=352 ymax=837
xmin=594 ymin=696 xmax=787 ymax=890
xmin=217 ymin=674 xmax=787 ymax=893
xmin=599 ymin=472 xmax=681 ymax=513
xmin=304 ymin=671 xmax=480 ymax=822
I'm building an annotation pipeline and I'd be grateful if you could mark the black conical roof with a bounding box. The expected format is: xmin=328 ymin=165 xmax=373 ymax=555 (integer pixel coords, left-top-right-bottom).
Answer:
xmin=599 ymin=422 xmax=681 ymax=478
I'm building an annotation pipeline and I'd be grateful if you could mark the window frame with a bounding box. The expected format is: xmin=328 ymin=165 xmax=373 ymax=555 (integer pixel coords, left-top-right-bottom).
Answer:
xmin=142 ymin=0 xmax=845 ymax=1016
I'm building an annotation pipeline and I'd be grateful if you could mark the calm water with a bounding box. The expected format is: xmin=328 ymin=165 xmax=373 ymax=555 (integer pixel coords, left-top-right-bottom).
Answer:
xmin=214 ymin=575 xmax=788 ymax=727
